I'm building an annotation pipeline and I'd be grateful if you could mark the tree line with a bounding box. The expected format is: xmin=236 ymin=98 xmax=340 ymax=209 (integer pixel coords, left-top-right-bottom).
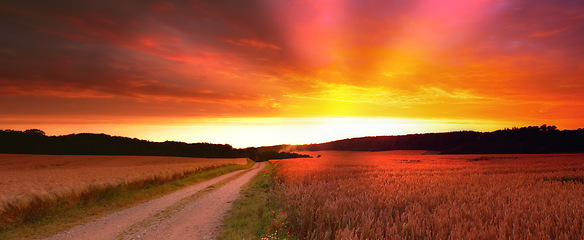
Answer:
xmin=0 ymin=129 xmax=308 ymax=161
xmin=297 ymin=125 xmax=584 ymax=154
xmin=4 ymin=125 xmax=581 ymax=159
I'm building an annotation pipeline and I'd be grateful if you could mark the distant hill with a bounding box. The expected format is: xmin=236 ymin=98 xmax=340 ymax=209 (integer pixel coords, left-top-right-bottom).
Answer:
xmin=4 ymin=125 xmax=582 ymax=159
xmin=0 ymin=129 xmax=308 ymax=161
xmin=297 ymin=125 xmax=584 ymax=154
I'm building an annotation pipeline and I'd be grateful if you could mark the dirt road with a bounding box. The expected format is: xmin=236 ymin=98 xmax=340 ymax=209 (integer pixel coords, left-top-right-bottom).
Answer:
xmin=43 ymin=162 xmax=265 ymax=240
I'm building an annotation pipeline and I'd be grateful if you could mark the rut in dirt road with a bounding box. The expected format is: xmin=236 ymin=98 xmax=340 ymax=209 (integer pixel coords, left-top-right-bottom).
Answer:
xmin=121 ymin=162 xmax=266 ymax=240
xmin=43 ymin=162 xmax=265 ymax=240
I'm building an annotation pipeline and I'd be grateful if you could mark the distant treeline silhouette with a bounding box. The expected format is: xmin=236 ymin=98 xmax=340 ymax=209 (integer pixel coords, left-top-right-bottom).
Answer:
xmin=0 ymin=129 xmax=308 ymax=161
xmin=297 ymin=125 xmax=584 ymax=154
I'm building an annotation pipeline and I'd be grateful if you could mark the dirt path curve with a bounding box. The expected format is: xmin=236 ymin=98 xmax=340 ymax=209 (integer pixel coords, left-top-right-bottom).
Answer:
xmin=43 ymin=162 xmax=265 ymax=240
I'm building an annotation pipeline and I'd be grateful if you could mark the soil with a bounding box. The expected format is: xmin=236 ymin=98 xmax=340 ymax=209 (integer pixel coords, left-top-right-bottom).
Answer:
xmin=42 ymin=162 xmax=265 ymax=240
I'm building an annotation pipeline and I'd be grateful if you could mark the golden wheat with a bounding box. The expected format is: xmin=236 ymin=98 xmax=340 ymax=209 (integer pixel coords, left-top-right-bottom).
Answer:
xmin=272 ymin=151 xmax=584 ymax=239
xmin=0 ymin=154 xmax=246 ymax=212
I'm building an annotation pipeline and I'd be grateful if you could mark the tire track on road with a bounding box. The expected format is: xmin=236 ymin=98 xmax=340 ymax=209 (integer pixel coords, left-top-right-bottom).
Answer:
xmin=43 ymin=162 xmax=264 ymax=240
xmin=120 ymin=162 xmax=265 ymax=240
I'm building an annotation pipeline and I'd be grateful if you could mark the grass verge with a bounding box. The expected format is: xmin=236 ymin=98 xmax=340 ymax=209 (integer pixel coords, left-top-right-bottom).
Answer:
xmin=218 ymin=161 xmax=295 ymax=240
xmin=0 ymin=158 xmax=254 ymax=240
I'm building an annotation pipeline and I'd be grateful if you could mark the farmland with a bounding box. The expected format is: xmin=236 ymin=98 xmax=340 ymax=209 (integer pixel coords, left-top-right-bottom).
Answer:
xmin=0 ymin=154 xmax=246 ymax=212
xmin=272 ymin=151 xmax=584 ymax=239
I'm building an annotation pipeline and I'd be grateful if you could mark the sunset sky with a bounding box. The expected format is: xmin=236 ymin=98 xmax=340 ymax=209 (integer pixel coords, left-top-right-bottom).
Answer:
xmin=1 ymin=0 xmax=583 ymax=147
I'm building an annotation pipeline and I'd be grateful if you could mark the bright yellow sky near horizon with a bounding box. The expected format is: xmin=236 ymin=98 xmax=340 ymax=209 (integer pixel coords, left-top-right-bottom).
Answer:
xmin=1 ymin=1 xmax=583 ymax=147
xmin=0 ymin=116 xmax=535 ymax=148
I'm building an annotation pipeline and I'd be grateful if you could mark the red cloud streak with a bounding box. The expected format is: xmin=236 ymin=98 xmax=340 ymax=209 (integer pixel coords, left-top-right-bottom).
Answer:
xmin=0 ymin=0 xmax=583 ymax=137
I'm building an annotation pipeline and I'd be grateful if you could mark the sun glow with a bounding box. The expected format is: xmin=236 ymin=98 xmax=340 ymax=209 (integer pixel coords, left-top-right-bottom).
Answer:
xmin=3 ymin=117 xmax=514 ymax=148
xmin=1 ymin=1 xmax=583 ymax=146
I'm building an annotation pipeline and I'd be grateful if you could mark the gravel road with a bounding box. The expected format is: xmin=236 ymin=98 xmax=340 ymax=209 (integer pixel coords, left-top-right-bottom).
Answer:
xmin=42 ymin=162 xmax=265 ymax=240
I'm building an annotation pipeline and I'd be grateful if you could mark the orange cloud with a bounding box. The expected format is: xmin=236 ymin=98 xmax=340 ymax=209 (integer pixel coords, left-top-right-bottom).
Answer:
xmin=529 ymin=27 xmax=570 ymax=38
xmin=225 ymin=39 xmax=281 ymax=50
xmin=0 ymin=0 xmax=583 ymax=144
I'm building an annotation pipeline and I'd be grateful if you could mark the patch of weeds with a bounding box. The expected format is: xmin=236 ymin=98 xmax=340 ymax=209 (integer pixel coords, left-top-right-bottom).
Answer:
xmin=218 ymin=162 xmax=295 ymax=240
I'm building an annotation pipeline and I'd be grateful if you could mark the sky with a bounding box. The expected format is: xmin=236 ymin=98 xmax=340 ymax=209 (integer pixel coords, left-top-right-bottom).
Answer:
xmin=1 ymin=0 xmax=583 ymax=147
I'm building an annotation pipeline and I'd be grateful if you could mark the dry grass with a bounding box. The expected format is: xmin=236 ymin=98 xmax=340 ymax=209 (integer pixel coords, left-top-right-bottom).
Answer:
xmin=272 ymin=151 xmax=584 ymax=239
xmin=0 ymin=154 xmax=246 ymax=214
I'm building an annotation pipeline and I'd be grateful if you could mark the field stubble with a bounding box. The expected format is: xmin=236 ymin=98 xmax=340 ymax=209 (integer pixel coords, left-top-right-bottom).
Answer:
xmin=272 ymin=151 xmax=584 ymax=239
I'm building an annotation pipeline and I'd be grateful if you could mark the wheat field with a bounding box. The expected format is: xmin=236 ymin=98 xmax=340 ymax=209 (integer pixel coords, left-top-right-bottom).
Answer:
xmin=0 ymin=154 xmax=246 ymax=212
xmin=272 ymin=151 xmax=584 ymax=239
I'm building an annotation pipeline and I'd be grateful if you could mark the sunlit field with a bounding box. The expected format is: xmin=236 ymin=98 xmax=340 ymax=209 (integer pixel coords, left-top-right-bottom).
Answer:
xmin=272 ymin=151 xmax=584 ymax=239
xmin=0 ymin=154 xmax=246 ymax=212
